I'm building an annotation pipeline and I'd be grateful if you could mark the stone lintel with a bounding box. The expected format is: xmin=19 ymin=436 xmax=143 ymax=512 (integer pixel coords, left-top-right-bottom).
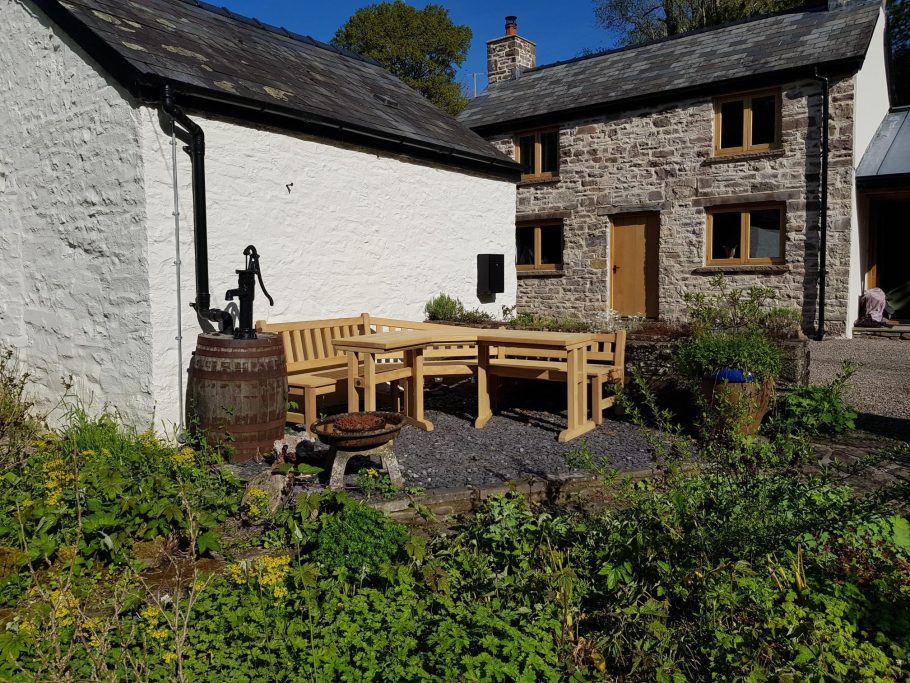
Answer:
xmin=691 ymin=190 xmax=802 ymax=208
xmin=596 ymin=201 xmax=672 ymax=216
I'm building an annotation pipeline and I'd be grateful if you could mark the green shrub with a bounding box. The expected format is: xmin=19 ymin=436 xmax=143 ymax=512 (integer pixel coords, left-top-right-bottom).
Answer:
xmin=424 ymin=293 xmax=464 ymax=321
xmin=769 ymin=359 xmax=859 ymax=437
xmin=684 ymin=274 xmax=801 ymax=338
xmin=311 ymin=499 xmax=407 ymax=577
xmin=675 ymin=330 xmax=782 ymax=383
xmin=0 ymin=350 xmax=41 ymax=474
xmin=0 ymin=409 xmax=241 ymax=590
xmin=507 ymin=311 xmax=592 ymax=333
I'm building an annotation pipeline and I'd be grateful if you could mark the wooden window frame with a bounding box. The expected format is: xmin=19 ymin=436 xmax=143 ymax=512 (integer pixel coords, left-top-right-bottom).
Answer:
xmin=516 ymin=222 xmax=563 ymax=271
xmin=514 ymin=128 xmax=559 ymax=181
xmin=706 ymin=204 xmax=785 ymax=266
xmin=713 ymin=89 xmax=782 ymax=156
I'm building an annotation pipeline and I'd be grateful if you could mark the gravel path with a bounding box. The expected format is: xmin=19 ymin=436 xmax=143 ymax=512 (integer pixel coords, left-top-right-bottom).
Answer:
xmin=276 ymin=380 xmax=655 ymax=491
xmin=809 ymin=338 xmax=910 ymax=439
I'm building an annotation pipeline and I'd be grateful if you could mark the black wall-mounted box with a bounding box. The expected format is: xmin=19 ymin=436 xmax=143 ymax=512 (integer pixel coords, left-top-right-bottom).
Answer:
xmin=477 ymin=254 xmax=505 ymax=294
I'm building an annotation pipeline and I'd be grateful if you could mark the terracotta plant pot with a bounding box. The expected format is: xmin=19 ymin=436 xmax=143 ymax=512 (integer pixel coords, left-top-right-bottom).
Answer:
xmin=699 ymin=372 xmax=773 ymax=435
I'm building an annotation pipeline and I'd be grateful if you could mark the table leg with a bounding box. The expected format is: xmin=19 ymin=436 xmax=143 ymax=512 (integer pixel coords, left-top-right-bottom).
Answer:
xmin=347 ymin=352 xmax=360 ymax=413
xmin=475 ymin=342 xmax=493 ymax=429
xmin=405 ymin=348 xmax=433 ymax=431
xmin=559 ymin=344 xmax=596 ymax=443
xmin=363 ymin=352 xmax=376 ymax=412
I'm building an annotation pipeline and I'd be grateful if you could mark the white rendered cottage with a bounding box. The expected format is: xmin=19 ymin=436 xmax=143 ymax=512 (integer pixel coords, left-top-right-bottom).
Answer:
xmin=0 ymin=0 xmax=520 ymax=430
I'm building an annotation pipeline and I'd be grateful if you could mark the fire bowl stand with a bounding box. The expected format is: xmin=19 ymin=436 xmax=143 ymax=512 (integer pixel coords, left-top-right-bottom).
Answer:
xmin=327 ymin=442 xmax=404 ymax=490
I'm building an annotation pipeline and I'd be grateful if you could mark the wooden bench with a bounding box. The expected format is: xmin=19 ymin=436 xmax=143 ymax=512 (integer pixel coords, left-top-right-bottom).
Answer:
xmin=486 ymin=331 xmax=626 ymax=425
xmin=255 ymin=314 xmax=478 ymax=433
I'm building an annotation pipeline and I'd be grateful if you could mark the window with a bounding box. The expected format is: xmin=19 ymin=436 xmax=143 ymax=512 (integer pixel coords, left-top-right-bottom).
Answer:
xmin=713 ymin=90 xmax=780 ymax=155
xmin=706 ymin=205 xmax=784 ymax=265
xmin=516 ymin=222 xmax=563 ymax=271
xmin=514 ymin=129 xmax=559 ymax=180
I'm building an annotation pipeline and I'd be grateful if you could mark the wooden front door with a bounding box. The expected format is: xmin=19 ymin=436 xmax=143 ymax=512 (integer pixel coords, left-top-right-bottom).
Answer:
xmin=610 ymin=213 xmax=659 ymax=317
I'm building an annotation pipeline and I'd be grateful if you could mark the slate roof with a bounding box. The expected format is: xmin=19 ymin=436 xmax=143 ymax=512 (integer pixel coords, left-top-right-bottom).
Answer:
xmin=459 ymin=1 xmax=882 ymax=132
xmin=33 ymin=0 xmax=518 ymax=176
xmin=857 ymin=107 xmax=910 ymax=185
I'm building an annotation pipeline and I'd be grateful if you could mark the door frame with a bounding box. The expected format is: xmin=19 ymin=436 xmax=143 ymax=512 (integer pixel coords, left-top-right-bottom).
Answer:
xmin=609 ymin=212 xmax=660 ymax=318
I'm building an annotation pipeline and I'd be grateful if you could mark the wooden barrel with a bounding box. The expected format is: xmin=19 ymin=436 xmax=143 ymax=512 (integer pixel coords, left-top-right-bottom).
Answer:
xmin=186 ymin=333 xmax=287 ymax=462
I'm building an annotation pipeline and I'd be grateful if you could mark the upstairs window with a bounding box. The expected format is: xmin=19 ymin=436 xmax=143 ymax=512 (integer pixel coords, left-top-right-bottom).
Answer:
xmin=515 ymin=129 xmax=559 ymax=180
xmin=706 ymin=205 xmax=785 ymax=265
xmin=516 ymin=222 xmax=563 ymax=271
xmin=714 ymin=90 xmax=780 ymax=155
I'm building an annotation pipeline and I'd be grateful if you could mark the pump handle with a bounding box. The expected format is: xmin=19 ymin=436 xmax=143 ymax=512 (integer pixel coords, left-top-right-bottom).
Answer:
xmin=243 ymin=245 xmax=274 ymax=306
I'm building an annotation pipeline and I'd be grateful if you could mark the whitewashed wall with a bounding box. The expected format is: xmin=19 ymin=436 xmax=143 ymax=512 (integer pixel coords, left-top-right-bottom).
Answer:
xmin=141 ymin=111 xmax=517 ymax=430
xmin=0 ymin=0 xmax=154 ymax=425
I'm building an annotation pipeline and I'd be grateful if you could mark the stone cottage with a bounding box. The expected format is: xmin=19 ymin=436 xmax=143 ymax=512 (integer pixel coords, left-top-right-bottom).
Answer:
xmin=459 ymin=1 xmax=896 ymax=337
xmin=0 ymin=0 xmax=519 ymax=429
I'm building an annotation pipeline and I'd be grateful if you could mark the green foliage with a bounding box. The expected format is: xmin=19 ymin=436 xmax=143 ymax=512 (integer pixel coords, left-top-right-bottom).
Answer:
xmin=889 ymin=0 xmax=910 ymax=105
xmin=0 ymin=350 xmax=42 ymax=474
xmin=423 ymin=293 xmax=494 ymax=324
xmin=332 ymin=1 xmax=471 ymax=116
xmin=675 ymin=330 xmax=782 ymax=383
xmin=506 ymin=311 xmax=592 ymax=333
xmin=594 ymin=0 xmax=804 ymax=45
xmin=0 ymin=409 xmax=241 ymax=594
xmin=684 ymin=274 xmax=800 ymax=338
xmin=424 ymin=293 xmax=464 ymax=321
xmin=312 ymin=499 xmax=407 ymax=578
xmin=769 ymin=359 xmax=859 ymax=437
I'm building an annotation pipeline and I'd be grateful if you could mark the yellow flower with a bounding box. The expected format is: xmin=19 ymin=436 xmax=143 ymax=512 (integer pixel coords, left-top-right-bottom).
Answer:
xmin=42 ymin=457 xmax=74 ymax=506
xmin=245 ymin=488 xmax=269 ymax=518
xmin=18 ymin=619 xmax=36 ymax=636
xmin=171 ymin=447 xmax=195 ymax=467
xmin=150 ymin=628 xmax=170 ymax=640
xmin=162 ymin=652 xmax=177 ymax=665
xmin=273 ymin=585 xmax=289 ymax=600
xmin=140 ymin=606 xmax=160 ymax=622
xmin=79 ymin=449 xmax=97 ymax=458
xmin=366 ymin=468 xmax=379 ymax=479
xmin=227 ymin=562 xmax=247 ymax=585
xmin=49 ymin=589 xmax=79 ymax=628
xmin=57 ymin=545 xmax=77 ymax=563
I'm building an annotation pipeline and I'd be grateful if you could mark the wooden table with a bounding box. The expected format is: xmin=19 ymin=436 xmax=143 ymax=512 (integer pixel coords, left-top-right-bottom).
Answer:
xmin=473 ymin=329 xmax=599 ymax=443
xmin=333 ymin=330 xmax=477 ymax=431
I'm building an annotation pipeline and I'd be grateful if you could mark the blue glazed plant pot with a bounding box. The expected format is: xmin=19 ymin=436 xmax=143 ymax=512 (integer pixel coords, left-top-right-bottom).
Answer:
xmin=709 ymin=368 xmax=755 ymax=383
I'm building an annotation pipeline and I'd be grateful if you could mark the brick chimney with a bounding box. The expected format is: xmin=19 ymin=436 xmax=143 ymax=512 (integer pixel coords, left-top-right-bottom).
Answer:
xmin=487 ymin=16 xmax=536 ymax=85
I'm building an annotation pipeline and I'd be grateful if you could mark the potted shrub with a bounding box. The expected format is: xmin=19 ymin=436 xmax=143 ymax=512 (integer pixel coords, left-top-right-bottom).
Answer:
xmin=675 ymin=330 xmax=781 ymax=434
xmin=675 ymin=277 xmax=792 ymax=435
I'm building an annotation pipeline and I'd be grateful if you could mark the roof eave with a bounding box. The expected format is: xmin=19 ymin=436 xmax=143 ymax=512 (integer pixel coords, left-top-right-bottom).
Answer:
xmin=464 ymin=58 xmax=865 ymax=136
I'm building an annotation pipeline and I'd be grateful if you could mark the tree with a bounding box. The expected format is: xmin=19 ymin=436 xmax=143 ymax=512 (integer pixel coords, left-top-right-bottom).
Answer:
xmin=889 ymin=0 xmax=909 ymax=105
xmin=593 ymin=0 xmax=804 ymax=45
xmin=332 ymin=1 xmax=471 ymax=116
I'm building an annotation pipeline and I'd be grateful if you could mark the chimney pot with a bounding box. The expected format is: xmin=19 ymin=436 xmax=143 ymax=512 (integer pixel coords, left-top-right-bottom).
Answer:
xmin=505 ymin=15 xmax=517 ymax=36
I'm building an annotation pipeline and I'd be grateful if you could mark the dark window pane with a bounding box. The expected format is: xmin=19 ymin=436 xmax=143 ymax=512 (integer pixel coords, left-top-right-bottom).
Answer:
xmin=516 ymin=226 xmax=535 ymax=265
xmin=720 ymin=100 xmax=744 ymax=149
xmin=518 ymin=135 xmax=534 ymax=176
xmin=711 ymin=212 xmax=741 ymax=260
xmin=751 ymin=95 xmax=776 ymax=146
xmin=540 ymin=226 xmax=562 ymax=265
xmin=749 ymin=209 xmax=782 ymax=259
xmin=540 ymin=131 xmax=559 ymax=174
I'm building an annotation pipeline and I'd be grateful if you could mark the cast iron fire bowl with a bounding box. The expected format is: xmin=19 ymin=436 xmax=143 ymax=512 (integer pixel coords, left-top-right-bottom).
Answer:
xmin=311 ymin=411 xmax=405 ymax=451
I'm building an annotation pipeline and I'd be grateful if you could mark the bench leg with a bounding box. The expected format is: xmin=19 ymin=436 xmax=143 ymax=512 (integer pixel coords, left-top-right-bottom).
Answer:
xmin=304 ymin=388 xmax=318 ymax=436
xmin=592 ymin=376 xmax=604 ymax=426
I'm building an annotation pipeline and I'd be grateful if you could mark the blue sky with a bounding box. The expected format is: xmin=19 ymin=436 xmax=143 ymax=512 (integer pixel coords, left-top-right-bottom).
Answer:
xmin=218 ymin=1 xmax=619 ymax=95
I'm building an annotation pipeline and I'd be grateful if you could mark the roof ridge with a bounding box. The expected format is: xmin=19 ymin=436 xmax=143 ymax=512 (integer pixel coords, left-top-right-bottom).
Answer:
xmin=174 ymin=0 xmax=381 ymax=68
xmin=528 ymin=1 xmax=868 ymax=75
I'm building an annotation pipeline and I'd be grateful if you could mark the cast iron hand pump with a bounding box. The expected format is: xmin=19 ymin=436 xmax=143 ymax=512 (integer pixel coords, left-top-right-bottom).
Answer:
xmin=226 ymin=245 xmax=274 ymax=340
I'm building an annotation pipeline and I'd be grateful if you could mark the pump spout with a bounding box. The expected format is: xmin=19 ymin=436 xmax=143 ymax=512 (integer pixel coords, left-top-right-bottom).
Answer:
xmin=162 ymin=84 xmax=233 ymax=335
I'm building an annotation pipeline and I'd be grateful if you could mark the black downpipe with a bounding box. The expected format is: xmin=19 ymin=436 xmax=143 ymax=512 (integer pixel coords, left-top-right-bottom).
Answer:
xmin=811 ymin=70 xmax=829 ymax=341
xmin=162 ymin=84 xmax=233 ymax=335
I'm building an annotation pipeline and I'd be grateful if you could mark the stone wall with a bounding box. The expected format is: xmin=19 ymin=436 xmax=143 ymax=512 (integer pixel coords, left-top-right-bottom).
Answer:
xmin=487 ymin=74 xmax=859 ymax=336
xmin=0 ymin=0 xmax=154 ymax=425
